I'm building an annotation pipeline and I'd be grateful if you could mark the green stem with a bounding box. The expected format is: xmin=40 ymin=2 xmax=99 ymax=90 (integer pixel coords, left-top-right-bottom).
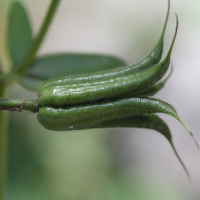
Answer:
xmin=0 ymin=1 xmax=60 ymax=198
xmin=17 ymin=0 xmax=60 ymax=74
xmin=0 ymin=99 xmax=39 ymax=113
xmin=0 ymin=81 xmax=8 ymax=200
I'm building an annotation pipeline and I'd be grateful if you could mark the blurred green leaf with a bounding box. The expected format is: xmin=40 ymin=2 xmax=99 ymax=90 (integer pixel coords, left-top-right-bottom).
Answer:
xmin=8 ymin=112 xmax=45 ymax=200
xmin=27 ymin=54 xmax=126 ymax=80
xmin=0 ymin=73 xmax=17 ymax=81
xmin=7 ymin=1 xmax=33 ymax=67
xmin=92 ymin=171 xmax=189 ymax=200
xmin=17 ymin=76 xmax=40 ymax=91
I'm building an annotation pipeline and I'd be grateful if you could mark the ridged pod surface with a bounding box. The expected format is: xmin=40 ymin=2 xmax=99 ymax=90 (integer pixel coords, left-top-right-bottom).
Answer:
xmin=35 ymin=3 xmax=197 ymax=179
xmin=37 ymin=97 xmax=185 ymax=131
xmin=39 ymin=0 xmax=170 ymax=91
xmin=38 ymin=12 xmax=177 ymax=107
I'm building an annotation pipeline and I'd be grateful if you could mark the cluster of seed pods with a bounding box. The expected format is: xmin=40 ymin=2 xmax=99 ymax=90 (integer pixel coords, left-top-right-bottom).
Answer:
xmin=36 ymin=0 xmax=199 ymax=180
xmin=0 ymin=0 xmax=198 ymax=180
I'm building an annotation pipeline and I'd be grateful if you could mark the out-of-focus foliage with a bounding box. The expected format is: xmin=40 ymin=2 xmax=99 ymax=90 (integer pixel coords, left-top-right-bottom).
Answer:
xmin=7 ymin=1 xmax=33 ymax=67
xmin=27 ymin=54 xmax=126 ymax=81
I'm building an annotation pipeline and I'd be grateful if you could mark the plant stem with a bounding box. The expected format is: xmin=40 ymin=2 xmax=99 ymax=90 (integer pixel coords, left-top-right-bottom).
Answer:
xmin=0 ymin=99 xmax=39 ymax=113
xmin=17 ymin=0 xmax=60 ymax=74
xmin=0 ymin=81 xmax=8 ymax=200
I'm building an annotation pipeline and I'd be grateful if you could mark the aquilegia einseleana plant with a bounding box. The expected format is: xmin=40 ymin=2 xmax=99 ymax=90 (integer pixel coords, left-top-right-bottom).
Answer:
xmin=0 ymin=1 xmax=199 ymax=197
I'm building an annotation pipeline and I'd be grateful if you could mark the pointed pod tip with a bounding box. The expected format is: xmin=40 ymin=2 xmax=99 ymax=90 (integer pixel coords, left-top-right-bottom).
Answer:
xmin=186 ymin=170 xmax=192 ymax=183
xmin=174 ymin=13 xmax=178 ymax=37
xmin=166 ymin=13 xmax=178 ymax=58
xmin=174 ymin=13 xmax=179 ymax=38
xmin=177 ymin=117 xmax=199 ymax=150
xmin=170 ymin=141 xmax=192 ymax=182
xmin=189 ymin=131 xmax=200 ymax=150
xmin=195 ymin=141 xmax=200 ymax=151
xmin=187 ymin=173 xmax=192 ymax=183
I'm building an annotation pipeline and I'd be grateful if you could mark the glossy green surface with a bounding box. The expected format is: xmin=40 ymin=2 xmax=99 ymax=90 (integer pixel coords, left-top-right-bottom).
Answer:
xmin=38 ymin=5 xmax=176 ymax=107
xmin=38 ymin=43 xmax=172 ymax=107
xmin=38 ymin=97 xmax=180 ymax=130
xmin=44 ymin=114 xmax=171 ymax=138
xmin=38 ymin=12 xmax=180 ymax=130
xmin=33 ymin=1 xmax=194 ymax=178
xmin=39 ymin=0 xmax=170 ymax=91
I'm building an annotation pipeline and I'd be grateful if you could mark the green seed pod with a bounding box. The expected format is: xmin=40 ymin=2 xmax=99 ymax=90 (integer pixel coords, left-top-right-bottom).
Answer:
xmin=130 ymin=65 xmax=173 ymax=97
xmin=39 ymin=0 xmax=170 ymax=91
xmin=37 ymin=97 xmax=189 ymax=132
xmin=36 ymin=13 xmax=199 ymax=152
xmin=35 ymin=6 xmax=197 ymax=179
xmin=38 ymin=16 xmax=177 ymax=107
xmin=0 ymin=0 xmax=196 ymax=180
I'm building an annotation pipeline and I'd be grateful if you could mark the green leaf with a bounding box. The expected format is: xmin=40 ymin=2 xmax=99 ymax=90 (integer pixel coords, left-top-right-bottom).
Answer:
xmin=7 ymin=1 xmax=33 ymax=67
xmin=27 ymin=54 xmax=126 ymax=80
xmin=0 ymin=73 xmax=17 ymax=81
xmin=17 ymin=76 xmax=40 ymax=92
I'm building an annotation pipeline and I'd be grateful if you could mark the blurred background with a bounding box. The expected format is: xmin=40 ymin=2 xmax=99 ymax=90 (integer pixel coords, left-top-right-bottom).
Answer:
xmin=0 ymin=0 xmax=200 ymax=199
